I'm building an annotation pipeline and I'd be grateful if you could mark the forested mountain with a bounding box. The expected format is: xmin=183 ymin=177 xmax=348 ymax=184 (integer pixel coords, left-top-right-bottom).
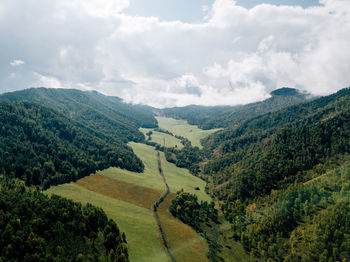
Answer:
xmin=0 ymin=101 xmax=144 ymax=188
xmin=0 ymin=177 xmax=129 ymax=262
xmin=0 ymin=88 xmax=157 ymax=142
xmin=199 ymin=87 xmax=350 ymax=261
xmin=160 ymin=87 xmax=309 ymax=129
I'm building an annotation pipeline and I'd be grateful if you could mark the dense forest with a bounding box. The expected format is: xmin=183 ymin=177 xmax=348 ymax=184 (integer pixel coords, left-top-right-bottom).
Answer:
xmin=196 ymin=87 xmax=350 ymax=261
xmin=0 ymin=88 xmax=157 ymax=142
xmin=159 ymin=87 xmax=309 ymax=129
xmin=0 ymin=101 xmax=144 ymax=189
xmin=0 ymin=177 xmax=129 ymax=262
xmin=169 ymin=190 xmax=218 ymax=232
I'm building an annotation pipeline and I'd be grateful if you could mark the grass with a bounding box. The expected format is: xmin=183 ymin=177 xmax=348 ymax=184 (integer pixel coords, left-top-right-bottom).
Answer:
xmin=140 ymin=128 xmax=184 ymax=149
xmin=45 ymin=183 xmax=169 ymax=262
xmin=159 ymin=150 xmax=211 ymax=202
xmin=76 ymin=173 xmax=162 ymax=209
xmin=102 ymin=143 xmax=211 ymax=202
xmin=156 ymin=116 xmax=222 ymax=148
xmin=45 ymin=142 xmax=212 ymax=262
xmin=158 ymin=195 xmax=209 ymax=262
xmin=100 ymin=143 xmax=166 ymax=191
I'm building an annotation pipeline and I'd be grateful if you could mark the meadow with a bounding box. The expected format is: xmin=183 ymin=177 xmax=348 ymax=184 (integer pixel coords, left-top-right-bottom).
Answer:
xmin=101 ymin=143 xmax=210 ymax=202
xmin=140 ymin=128 xmax=184 ymax=148
xmin=45 ymin=142 xmax=211 ymax=262
xmin=155 ymin=116 xmax=221 ymax=148
xmin=46 ymin=183 xmax=168 ymax=262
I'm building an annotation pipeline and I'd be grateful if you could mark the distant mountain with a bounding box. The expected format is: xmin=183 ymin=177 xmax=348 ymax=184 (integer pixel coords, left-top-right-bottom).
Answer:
xmin=0 ymin=87 xmax=157 ymax=142
xmin=159 ymin=87 xmax=310 ymax=129
xmin=0 ymin=101 xmax=144 ymax=188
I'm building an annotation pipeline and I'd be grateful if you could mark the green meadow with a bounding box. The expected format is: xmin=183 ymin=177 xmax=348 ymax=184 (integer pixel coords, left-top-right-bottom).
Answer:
xmin=140 ymin=128 xmax=184 ymax=149
xmin=45 ymin=142 xmax=211 ymax=261
xmin=102 ymin=142 xmax=210 ymax=202
xmin=155 ymin=116 xmax=221 ymax=148
xmin=45 ymin=183 xmax=168 ymax=262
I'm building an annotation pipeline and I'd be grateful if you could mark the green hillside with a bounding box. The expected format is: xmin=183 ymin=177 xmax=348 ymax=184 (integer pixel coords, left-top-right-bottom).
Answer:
xmin=159 ymin=87 xmax=309 ymax=129
xmin=200 ymin=87 xmax=350 ymax=261
xmin=0 ymin=88 xmax=157 ymax=142
xmin=0 ymin=101 xmax=143 ymax=189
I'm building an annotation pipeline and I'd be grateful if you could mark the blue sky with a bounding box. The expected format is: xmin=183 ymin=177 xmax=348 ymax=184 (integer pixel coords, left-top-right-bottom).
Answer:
xmin=125 ymin=0 xmax=322 ymax=22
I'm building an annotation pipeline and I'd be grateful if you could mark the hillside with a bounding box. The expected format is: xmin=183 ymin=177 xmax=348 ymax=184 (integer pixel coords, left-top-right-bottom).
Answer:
xmin=0 ymin=101 xmax=143 ymax=189
xmin=200 ymin=87 xmax=350 ymax=261
xmin=159 ymin=87 xmax=309 ymax=129
xmin=0 ymin=88 xmax=157 ymax=142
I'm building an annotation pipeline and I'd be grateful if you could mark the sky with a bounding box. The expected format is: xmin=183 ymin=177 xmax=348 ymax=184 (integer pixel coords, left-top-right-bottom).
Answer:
xmin=0 ymin=0 xmax=350 ymax=108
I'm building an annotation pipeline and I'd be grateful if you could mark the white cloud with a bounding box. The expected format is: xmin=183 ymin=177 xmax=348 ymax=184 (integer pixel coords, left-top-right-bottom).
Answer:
xmin=1 ymin=0 xmax=350 ymax=107
xmin=10 ymin=60 xmax=25 ymax=67
xmin=59 ymin=0 xmax=129 ymax=18
xmin=33 ymin=73 xmax=65 ymax=89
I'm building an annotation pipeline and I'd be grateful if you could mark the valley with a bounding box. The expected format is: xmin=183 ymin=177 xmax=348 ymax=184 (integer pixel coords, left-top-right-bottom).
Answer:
xmin=2 ymin=87 xmax=350 ymax=262
xmin=46 ymin=139 xmax=211 ymax=262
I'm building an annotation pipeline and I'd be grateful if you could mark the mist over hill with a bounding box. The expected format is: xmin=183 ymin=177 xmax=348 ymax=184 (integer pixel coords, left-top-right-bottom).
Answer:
xmin=158 ymin=87 xmax=311 ymax=129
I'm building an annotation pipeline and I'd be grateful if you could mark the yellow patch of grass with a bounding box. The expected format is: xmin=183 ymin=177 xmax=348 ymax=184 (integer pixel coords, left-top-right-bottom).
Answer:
xmin=76 ymin=173 xmax=162 ymax=209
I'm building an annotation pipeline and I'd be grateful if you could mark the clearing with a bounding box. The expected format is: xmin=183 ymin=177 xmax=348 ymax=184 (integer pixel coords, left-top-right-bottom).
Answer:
xmin=45 ymin=142 xmax=210 ymax=262
xmin=46 ymin=183 xmax=168 ymax=262
xmin=155 ymin=116 xmax=221 ymax=148
xmin=140 ymin=128 xmax=184 ymax=149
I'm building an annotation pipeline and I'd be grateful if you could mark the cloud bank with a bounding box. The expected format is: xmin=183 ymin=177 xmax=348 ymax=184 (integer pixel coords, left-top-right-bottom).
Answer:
xmin=0 ymin=0 xmax=350 ymax=107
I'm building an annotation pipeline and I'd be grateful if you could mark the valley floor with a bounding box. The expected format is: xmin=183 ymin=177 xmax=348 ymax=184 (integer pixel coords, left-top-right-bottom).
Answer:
xmin=46 ymin=143 xmax=210 ymax=262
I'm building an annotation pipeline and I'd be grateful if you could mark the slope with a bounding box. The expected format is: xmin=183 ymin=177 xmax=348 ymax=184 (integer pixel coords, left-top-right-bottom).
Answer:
xmin=0 ymin=87 xmax=157 ymax=142
xmin=200 ymin=87 xmax=350 ymax=261
xmin=159 ymin=87 xmax=309 ymax=129
xmin=0 ymin=101 xmax=143 ymax=189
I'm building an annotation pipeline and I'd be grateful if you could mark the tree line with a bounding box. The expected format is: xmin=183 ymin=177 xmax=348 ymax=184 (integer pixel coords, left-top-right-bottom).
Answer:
xmin=0 ymin=177 xmax=129 ymax=262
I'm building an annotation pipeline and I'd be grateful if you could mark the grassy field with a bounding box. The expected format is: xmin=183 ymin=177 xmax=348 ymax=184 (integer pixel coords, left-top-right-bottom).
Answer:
xmin=76 ymin=174 xmax=163 ymax=209
xmin=102 ymin=143 xmax=211 ymax=202
xmin=140 ymin=128 xmax=184 ymax=149
xmin=159 ymin=150 xmax=211 ymax=202
xmin=100 ymin=143 xmax=166 ymax=191
xmin=45 ymin=142 xmax=211 ymax=262
xmin=156 ymin=116 xmax=221 ymax=148
xmin=45 ymin=183 xmax=169 ymax=262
